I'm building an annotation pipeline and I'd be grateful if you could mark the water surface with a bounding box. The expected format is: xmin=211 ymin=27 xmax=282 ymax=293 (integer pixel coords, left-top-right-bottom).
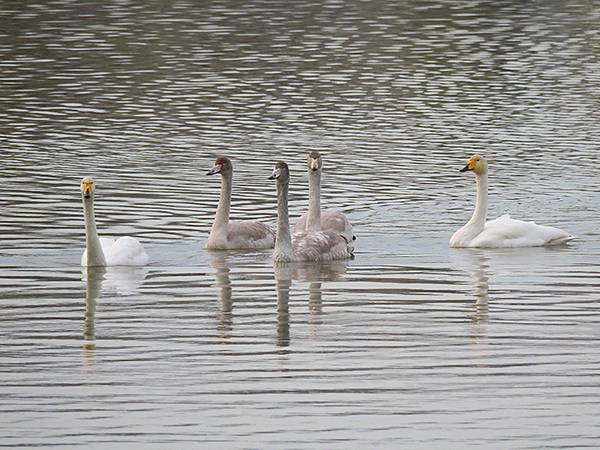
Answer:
xmin=1 ymin=1 xmax=600 ymax=448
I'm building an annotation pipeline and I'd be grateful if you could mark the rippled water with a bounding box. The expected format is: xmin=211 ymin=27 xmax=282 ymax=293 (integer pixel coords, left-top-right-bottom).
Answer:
xmin=2 ymin=1 xmax=600 ymax=448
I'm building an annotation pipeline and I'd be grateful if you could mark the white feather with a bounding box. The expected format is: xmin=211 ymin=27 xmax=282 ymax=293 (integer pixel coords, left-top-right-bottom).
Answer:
xmin=468 ymin=214 xmax=574 ymax=248
xmin=81 ymin=236 xmax=149 ymax=267
xmin=450 ymin=155 xmax=574 ymax=248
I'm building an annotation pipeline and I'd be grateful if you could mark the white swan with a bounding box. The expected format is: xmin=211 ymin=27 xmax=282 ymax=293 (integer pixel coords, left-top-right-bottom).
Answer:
xmin=294 ymin=151 xmax=356 ymax=242
xmin=80 ymin=177 xmax=149 ymax=266
xmin=206 ymin=156 xmax=275 ymax=250
xmin=449 ymin=155 xmax=574 ymax=248
xmin=269 ymin=161 xmax=354 ymax=262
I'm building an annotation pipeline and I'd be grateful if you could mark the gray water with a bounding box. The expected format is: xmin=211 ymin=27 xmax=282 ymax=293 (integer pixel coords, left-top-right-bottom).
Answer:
xmin=2 ymin=1 xmax=600 ymax=448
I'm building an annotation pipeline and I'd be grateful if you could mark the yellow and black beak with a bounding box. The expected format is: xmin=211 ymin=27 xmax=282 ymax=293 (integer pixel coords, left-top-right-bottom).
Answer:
xmin=460 ymin=159 xmax=476 ymax=172
xmin=82 ymin=182 xmax=93 ymax=195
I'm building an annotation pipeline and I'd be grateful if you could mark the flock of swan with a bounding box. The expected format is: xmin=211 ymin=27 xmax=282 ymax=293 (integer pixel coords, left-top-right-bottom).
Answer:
xmin=80 ymin=153 xmax=574 ymax=267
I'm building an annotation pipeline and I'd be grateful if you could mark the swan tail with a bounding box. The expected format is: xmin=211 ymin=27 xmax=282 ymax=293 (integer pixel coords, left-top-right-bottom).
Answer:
xmin=546 ymin=235 xmax=576 ymax=246
xmin=339 ymin=234 xmax=355 ymax=258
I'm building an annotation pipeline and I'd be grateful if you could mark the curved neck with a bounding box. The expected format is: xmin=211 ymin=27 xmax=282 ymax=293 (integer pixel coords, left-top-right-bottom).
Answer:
xmin=274 ymin=179 xmax=293 ymax=258
xmin=306 ymin=169 xmax=321 ymax=230
xmin=467 ymin=172 xmax=488 ymax=229
xmin=213 ymin=172 xmax=232 ymax=231
xmin=83 ymin=196 xmax=107 ymax=266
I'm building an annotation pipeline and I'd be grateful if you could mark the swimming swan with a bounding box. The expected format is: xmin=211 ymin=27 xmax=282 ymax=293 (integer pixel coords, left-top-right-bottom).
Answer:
xmin=449 ymin=155 xmax=574 ymax=248
xmin=269 ymin=161 xmax=354 ymax=262
xmin=294 ymin=151 xmax=356 ymax=242
xmin=206 ymin=156 xmax=275 ymax=250
xmin=80 ymin=177 xmax=149 ymax=266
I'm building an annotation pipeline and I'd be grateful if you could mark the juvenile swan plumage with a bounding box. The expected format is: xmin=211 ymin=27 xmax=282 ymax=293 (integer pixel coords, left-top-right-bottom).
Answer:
xmin=80 ymin=177 xmax=149 ymax=266
xmin=449 ymin=155 xmax=574 ymax=248
xmin=269 ymin=161 xmax=354 ymax=262
xmin=294 ymin=151 xmax=356 ymax=242
xmin=206 ymin=156 xmax=275 ymax=250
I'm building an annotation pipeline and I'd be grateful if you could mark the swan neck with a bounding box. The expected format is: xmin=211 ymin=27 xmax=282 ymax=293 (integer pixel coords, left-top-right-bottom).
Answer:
xmin=468 ymin=172 xmax=488 ymax=227
xmin=275 ymin=180 xmax=293 ymax=258
xmin=307 ymin=170 xmax=321 ymax=230
xmin=213 ymin=172 xmax=232 ymax=231
xmin=83 ymin=196 xmax=107 ymax=266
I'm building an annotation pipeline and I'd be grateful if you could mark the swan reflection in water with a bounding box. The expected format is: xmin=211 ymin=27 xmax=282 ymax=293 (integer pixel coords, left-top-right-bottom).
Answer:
xmin=83 ymin=266 xmax=105 ymax=366
xmin=209 ymin=252 xmax=349 ymax=347
xmin=82 ymin=266 xmax=149 ymax=368
xmin=208 ymin=252 xmax=234 ymax=339
xmin=470 ymin=253 xmax=490 ymax=327
xmin=274 ymin=261 xmax=349 ymax=347
xmin=451 ymin=249 xmax=490 ymax=341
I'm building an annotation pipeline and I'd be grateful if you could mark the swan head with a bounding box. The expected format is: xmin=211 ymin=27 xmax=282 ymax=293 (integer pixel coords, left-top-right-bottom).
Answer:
xmin=460 ymin=154 xmax=488 ymax=175
xmin=80 ymin=176 xmax=95 ymax=199
xmin=207 ymin=156 xmax=232 ymax=176
xmin=307 ymin=151 xmax=322 ymax=172
xmin=269 ymin=161 xmax=289 ymax=183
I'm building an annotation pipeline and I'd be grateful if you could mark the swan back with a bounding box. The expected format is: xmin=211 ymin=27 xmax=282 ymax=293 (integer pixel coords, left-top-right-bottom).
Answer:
xmin=104 ymin=236 xmax=150 ymax=265
xmin=470 ymin=214 xmax=574 ymax=248
xmin=296 ymin=209 xmax=355 ymax=241
xmin=225 ymin=220 xmax=276 ymax=249
xmin=291 ymin=230 xmax=354 ymax=262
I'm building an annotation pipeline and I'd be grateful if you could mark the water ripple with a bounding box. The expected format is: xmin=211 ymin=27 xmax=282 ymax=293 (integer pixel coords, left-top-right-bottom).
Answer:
xmin=1 ymin=0 xmax=600 ymax=448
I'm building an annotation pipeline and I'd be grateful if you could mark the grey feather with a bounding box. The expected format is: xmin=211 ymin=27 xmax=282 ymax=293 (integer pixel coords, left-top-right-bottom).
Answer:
xmin=295 ymin=208 xmax=355 ymax=241
xmin=290 ymin=230 xmax=354 ymax=262
xmin=227 ymin=220 xmax=276 ymax=249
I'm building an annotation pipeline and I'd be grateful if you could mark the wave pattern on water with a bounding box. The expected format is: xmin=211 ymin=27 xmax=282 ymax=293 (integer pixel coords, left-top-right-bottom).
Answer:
xmin=1 ymin=1 xmax=600 ymax=448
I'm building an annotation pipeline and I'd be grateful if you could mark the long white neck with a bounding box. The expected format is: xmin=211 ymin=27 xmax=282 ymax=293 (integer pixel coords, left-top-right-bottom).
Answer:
xmin=306 ymin=169 xmax=321 ymax=231
xmin=466 ymin=171 xmax=488 ymax=231
xmin=211 ymin=172 xmax=232 ymax=233
xmin=274 ymin=179 xmax=293 ymax=260
xmin=83 ymin=196 xmax=107 ymax=266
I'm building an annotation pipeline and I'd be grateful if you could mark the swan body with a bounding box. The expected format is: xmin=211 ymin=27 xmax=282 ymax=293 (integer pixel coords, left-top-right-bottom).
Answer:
xmin=206 ymin=156 xmax=275 ymax=250
xmin=450 ymin=155 xmax=574 ymax=248
xmin=294 ymin=151 xmax=355 ymax=242
xmin=81 ymin=236 xmax=149 ymax=266
xmin=80 ymin=177 xmax=149 ymax=266
xmin=269 ymin=161 xmax=354 ymax=263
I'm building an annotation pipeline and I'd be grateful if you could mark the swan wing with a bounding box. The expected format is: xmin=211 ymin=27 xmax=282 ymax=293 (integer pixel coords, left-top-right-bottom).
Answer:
xmin=227 ymin=220 xmax=276 ymax=249
xmin=321 ymin=209 xmax=355 ymax=241
xmin=104 ymin=236 xmax=149 ymax=266
xmin=472 ymin=214 xmax=573 ymax=247
xmin=294 ymin=212 xmax=308 ymax=234
xmin=293 ymin=209 xmax=355 ymax=241
xmin=292 ymin=230 xmax=353 ymax=261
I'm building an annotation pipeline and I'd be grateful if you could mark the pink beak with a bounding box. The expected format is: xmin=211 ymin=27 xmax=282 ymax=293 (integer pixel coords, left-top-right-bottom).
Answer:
xmin=206 ymin=164 xmax=222 ymax=176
